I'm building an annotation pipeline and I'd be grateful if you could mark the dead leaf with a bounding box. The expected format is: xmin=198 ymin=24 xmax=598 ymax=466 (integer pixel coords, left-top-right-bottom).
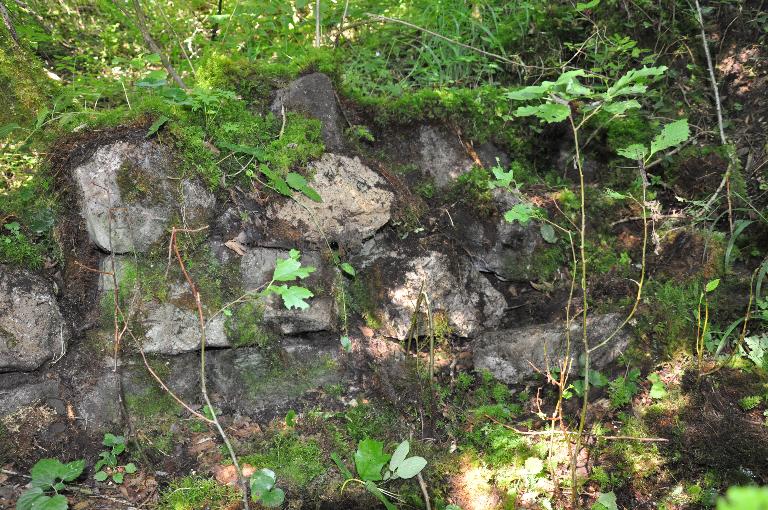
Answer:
xmin=224 ymin=239 xmax=247 ymax=256
xmin=214 ymin=463 xmax=255 ymax=486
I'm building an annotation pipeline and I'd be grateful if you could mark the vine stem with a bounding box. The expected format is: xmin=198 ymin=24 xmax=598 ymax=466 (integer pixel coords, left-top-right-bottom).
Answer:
xmin=170 ymin=227 xmax=250 ymax=510
xmin=569 ymin=114 xmax=590 ymax=509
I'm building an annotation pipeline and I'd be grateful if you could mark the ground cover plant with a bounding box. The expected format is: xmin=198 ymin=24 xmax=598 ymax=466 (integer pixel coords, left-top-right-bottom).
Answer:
xmin=2 ymin=0 xmax=768 ymax=509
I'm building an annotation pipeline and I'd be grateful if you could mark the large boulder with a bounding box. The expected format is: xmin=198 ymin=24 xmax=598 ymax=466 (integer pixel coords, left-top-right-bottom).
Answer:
xmin=142 ymin=303 xmax=230 ymax=355
xmin=472 ymin=313 xmax=631 ymax=384
xmin=271 ymin=73 xmax=346 ymax=151
xmin=72 ymin=141 xmax=213 ymax=253
xmin=418 ymin=125 xmax=509 ymax=188
xmin=118 ymin=336 xmax=342 ymax=418
xmin=358 ymin=248 xmax=506 ymax=339
xmin=240 ymin=247 xmax=335 ymax=335
xmin=270 ymin=154 xmax=394 ymax=245
xmin=468 ymin=189 xmax=547 ymax=282
xmin=0 ymin=377 xmax=60 ymax=416
xmin=0 ymin=265 xmax=70 ymax=372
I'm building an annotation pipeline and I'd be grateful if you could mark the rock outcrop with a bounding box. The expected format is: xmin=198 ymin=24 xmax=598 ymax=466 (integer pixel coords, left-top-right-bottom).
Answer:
xmin=270 ymin=153 xmax=394 ymax=245
xmin=472 ymin=313 xmax=631 ymax=384
xmin=72 ymin=141 xmax=213 ymax=253
xmin=0 ymin=265 xmax=70 ymax=372
xmin=271 ymin=73 xmax=346 ymax=152
xmin=358 ymin=247 xmax=506 ymax=339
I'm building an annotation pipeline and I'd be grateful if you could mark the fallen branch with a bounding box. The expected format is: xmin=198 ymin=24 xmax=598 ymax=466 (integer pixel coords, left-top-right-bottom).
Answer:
xmin=130 ymin=0 xmax=187 ymax=89
xmin=0 ymin=0 xmax=20 ymax=48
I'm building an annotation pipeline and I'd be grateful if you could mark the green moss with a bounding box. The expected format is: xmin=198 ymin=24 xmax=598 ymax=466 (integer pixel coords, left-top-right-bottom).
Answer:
xmin=347 ymin=275 xmax=383 ymax=330
xmin=240 ymin=432 xmax=326 ymax=486
xmin=343 ymin=403 xmax=400 ymax=442
xmin=116 ymin=160 xmax=165 ymax=204
xmin=125 ymin=387 xmax=180 ymax=420
xmin=503 ymin=244 xmax=565 ymax=282
xmin=0 ymin=157 xmax=59 ymax=269
xmin=0 ymin=35 xmax=56 ymax=126
xmin=157 ymin=476 xmax=238 ymax=510
xmin=449 ymin=166 xmax=494 ymax=210
xmin=639 ymin=279 xmax=701 ymax=354
xmin=264 ymin=113 xmax=324 ymax=176
xmin=196 ymin=50 xmax=338 ymax=109
xmin=225 ymin=300 xmax=271 ymax=348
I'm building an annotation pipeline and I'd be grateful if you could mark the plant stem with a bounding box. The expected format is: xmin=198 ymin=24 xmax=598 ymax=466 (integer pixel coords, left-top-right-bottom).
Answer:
xmin=171 ymin=228 xmax=249 ymax=510
xmin=569 ymin=114 xmax=589 ymax=509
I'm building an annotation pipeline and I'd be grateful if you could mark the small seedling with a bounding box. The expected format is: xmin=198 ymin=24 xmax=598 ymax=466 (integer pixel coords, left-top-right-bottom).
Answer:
xmin=647 ymin=373 xmax=668 ymax=400
xmin=94 ymin=433 xmax=137 ymax=484
xmin=17 ymin=458 xmax=85 ymax=510
xmin=334 ymin=439 xmax=428 ymax=509
xmin=250 ymin=468 xmax=285 ymax=507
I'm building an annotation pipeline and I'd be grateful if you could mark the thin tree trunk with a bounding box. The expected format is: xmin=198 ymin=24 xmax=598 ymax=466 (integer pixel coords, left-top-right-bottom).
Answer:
xmin=130 ymin=0 xmax=187 ymax=89
xmin=211 ymin=0 xmax=222 ymax=40
xmin=0 ymin=1 xmax=20 ymax=48
xmin=314 ymin=0 xmax=321 ymax=47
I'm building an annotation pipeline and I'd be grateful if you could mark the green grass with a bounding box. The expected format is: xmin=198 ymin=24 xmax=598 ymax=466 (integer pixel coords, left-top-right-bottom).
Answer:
xmin=240 ymin=432 xmax=326 ymax=487
xmin=157 ymin=476 xmax=238 ymax=510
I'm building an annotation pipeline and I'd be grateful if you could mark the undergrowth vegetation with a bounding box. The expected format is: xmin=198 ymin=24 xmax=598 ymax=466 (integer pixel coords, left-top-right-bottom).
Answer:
xmin=2 ymin=0 xmax=768 ymax=509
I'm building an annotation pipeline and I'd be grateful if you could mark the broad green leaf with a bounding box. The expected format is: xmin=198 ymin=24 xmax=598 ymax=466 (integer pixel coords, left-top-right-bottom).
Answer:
xmin=60 ymin=460 xmax=85 ymax=482
xmin=365 ymin=481 xmax=397 ymax=510
xmin=355 ymin=439 xmax=390 ymax=481
xmin=540 ymin=223 xmax=557 ymax=244
xmin=0 ymin=123 xmax=21 ymax=139
xmin=505 ymin=84 xmax=551 ymax=101
xmin=389 ymin=441 xmax=410 ymax=471
xmin=250 ymin=468 xmax=277 ymax=498
xmin=649 ymin=119 xmax=689 ymax=157
xmin=272 ymin=252 xmax=315 ymax=281
xmin=489 ymin=166 xmax=515 ymax=189
xmin=717 ymin=486 xmax=768 ymax=510
xmin=285 ymin=173 xmax=322 ymax=202
xmin=299 ymin=184 xmax=322 ymax=202
xmin=576 ymin=0 xmax=600 ymax=11
xmin=340 ymin=335 xmax=352 ymax=352
xmin=604 ymin=99 xmax=641 ymax=115
xmin=16 ymin=487 xmax=45 ymax=510
xmin=606 ymin=66 xmax=667 ymax=99
xmin=647 ymin=373 xmax=668 ymax=399
xmin=285 ymin=409 xmax=297 ymax=427
xmin=145 ymin=115 xmax=169 ymax=138
xmin=503 ymin=203 xmax=542 ymax=225
xmin=616 ymin=144 xmax=648 ymax=161
xmin=94 ymin=471 xmax=108 ymax=482
xmin=112 ymin=472 xmax=124 ymax=484
xmin=331 ymin=452 xmax=354 ymax=479
xmin=124 ymin=463 xmax=137 ymax=474
xmin=29 ymin=495 xmax=68 ymax=510
xmin=554 ymin=70 xmax=591 ymax=96
xmin=259 ymin=165 xmax=292 ymax=196
xmin=395 ymin=456 xmax=427 ymax=479
xmin=340 ymin=262 xmax=356 ymax=277
xmin=286 ymin=172 xmax=309 ymax=190
xmin=271 ymin=285 xmax=314 ymax=310
xmin=260 ymin=487 xmax=285 ymax=507
xmin=604 ymin=189 xmax=628 ymax=200
xmin=30 ymin=458 xmax=83 ymax=487
xmin=514 ymin=103 xmax=571 ymax=123
xmin=593 ymin=491 xmax=618 ymax=510
xmin=705 ymin=278 xmax=720 ymax=293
